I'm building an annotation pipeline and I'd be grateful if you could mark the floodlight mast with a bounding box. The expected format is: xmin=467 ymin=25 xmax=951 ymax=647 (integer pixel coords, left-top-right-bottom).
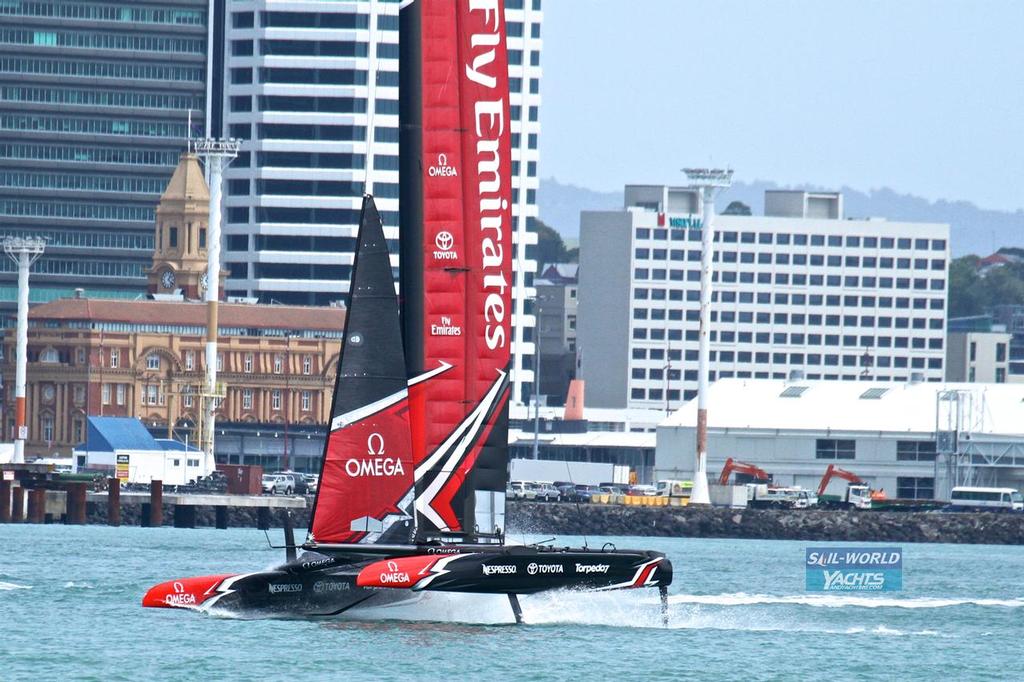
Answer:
xmin=193 ymin=138 xmax=240 ymax=470
xmin=682 ymin=167 xmax=733 ymax=505
xmin=3 ymin=237 xmax=45 ymax=464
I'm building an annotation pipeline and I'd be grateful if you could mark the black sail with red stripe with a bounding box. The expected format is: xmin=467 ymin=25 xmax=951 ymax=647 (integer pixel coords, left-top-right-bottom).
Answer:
xmin=400 ymin=0 xmax=514 ymax=542
xmin=308 ymin=196 xmax=415 ymax=545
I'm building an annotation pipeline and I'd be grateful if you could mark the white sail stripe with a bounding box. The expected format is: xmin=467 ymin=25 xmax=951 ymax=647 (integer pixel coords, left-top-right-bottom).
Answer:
xmin=414 ymin=372 xmax=507 ymax=529
xmin=414 ymin=374 xmax=503 ymax=516
xmin=593 ymin=558 xmax=661 ymax=591
xmin=331 ymin=387 xmax=407 ymax=431
xmin=411 ymin=554 xmax=466 ymax=591
xmin=413 ymin=369 xmax=507 ymax=480
xmin=329 ymin=362 xmax=453 ymax=431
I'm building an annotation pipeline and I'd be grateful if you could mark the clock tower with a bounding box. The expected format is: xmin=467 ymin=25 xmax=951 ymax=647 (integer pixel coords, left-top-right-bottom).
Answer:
xmin=147 ymin=152 xmax=225 ymax=300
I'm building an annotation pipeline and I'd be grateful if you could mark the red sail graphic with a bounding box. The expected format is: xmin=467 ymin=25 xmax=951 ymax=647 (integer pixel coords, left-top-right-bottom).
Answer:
xmin=402 ymin=0 xmax=513 ymax=538
xmin=308 ymin=197 xmax=415 ymax=544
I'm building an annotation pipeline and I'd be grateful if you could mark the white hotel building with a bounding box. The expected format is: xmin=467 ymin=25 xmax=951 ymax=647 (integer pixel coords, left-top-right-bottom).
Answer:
xmin=577 ymin=186 xmax=950 ymax=411
xmin=219 ymin=0 xmax=541 ymax=405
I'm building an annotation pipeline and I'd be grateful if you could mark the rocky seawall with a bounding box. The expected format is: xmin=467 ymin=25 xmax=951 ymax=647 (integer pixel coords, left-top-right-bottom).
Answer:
xmin=79 ymin=500 xmax=1024 ymax=545
xmin=508 ymin=502 xmax=1024 ymax=545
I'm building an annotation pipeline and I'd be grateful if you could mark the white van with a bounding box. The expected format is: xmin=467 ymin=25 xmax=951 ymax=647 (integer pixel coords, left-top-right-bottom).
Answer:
xmin=949 ymin=487 xmax=1024 ymax=512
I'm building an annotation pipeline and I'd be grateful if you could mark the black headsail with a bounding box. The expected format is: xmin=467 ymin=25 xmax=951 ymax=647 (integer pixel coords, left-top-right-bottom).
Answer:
xmin=307 ymin=196 xmax=416 ymax=545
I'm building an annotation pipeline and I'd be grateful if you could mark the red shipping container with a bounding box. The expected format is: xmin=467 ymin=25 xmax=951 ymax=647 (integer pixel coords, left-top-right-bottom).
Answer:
xmin=217 ymin=464 xmax=264 ymax=496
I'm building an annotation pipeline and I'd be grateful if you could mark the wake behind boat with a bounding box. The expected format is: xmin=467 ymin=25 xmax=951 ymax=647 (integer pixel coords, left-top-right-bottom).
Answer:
xmin=143 ymin=0 xmax=672 ymax=623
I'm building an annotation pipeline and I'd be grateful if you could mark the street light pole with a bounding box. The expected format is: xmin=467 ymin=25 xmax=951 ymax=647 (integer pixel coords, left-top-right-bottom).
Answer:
xmin=532 ymin=296 xmax=544 ymax=460
xmin=683 ymin=167 xmax=733 ymax=506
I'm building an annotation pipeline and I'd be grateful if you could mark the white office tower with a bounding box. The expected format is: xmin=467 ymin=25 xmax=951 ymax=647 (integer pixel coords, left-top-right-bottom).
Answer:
xmin=219 ymin=1 xmax=542 ymax=404
xmin=578 ymin=187 xmax=951 ymax=411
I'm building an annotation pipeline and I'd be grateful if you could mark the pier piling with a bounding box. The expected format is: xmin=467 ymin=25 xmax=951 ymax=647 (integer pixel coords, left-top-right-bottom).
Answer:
xmin=27 ymin=489 xmax=45 ymax=524
xmin=215 ymin=506 xmax=228 ymax=529
xmin=257 ymin=506 xmax=270 ymax=531
xmin=67 ymin=483 xmax=87 ymax=525
xmin=107 ymin=478 xmax=120 ymax=526
xmin=149 ymin=480 xmax=163 ymax=528
xmin=0 ymin=480 xmax=11 ymax=523
xmin=11 ymin=486 xmax=24 ymax=522
xmin=173 ymin=505 xmax=196 ymax=529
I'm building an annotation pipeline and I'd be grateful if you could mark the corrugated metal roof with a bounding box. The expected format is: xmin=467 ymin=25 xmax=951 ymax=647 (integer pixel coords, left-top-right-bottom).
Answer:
xmin=661 ymin=379 xmax=1024 ymax=437
xmin=86 ymin=417 xmax=160 ymax=451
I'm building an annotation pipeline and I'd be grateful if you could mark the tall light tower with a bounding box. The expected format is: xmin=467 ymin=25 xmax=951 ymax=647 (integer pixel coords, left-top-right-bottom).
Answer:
xmin=3 ymin=236 xmax=45 ymax=464
xmin=683 ymin=167 xmax=733 ymax=505
xmin=193 ymin=137 xmax=240 ymax=470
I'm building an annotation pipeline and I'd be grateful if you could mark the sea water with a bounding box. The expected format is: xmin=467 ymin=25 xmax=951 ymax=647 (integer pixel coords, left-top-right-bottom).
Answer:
xmin=2 ymin=524 xmax=1023 ymax=680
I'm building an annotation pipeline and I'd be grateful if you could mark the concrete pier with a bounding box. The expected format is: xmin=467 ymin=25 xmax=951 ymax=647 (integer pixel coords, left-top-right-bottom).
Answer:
xmin=215 ymin=505 xmax=228 ymax=529
xmin=67 ymin=483 xmax=87 ymax=525
xmin=173 ymin=505 xmax=197 ymax=529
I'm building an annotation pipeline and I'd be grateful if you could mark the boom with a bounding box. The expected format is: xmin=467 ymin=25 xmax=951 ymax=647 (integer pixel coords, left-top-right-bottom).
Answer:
xmin=718 ymin=458 xmax=771 ymax=485
xmin=817 ymin=464 xmax=867 ymax=497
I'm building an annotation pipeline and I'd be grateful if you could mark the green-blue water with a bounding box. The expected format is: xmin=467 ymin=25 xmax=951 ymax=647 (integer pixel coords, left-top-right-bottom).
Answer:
xmin=2 ymin=524 xmax=1023 ymax=680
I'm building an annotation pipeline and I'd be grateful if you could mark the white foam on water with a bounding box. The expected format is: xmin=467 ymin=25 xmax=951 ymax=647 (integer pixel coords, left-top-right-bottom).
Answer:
xmin=0 ymin=580 xmax=31 ymax=591
xmin=63 ymin=581 xmax=94 ymax=589
xmin=668 ymin=593 xmax=1024 ymax=609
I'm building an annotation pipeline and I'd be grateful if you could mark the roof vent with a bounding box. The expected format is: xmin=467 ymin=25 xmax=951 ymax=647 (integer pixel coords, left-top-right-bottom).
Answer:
xmin=780 ymin=386 xmax=808 ymax=398
xmin=859 ymin=387 xmax=889 ymax=400
xmin=908 ymin=372 xmax=925 ymax=384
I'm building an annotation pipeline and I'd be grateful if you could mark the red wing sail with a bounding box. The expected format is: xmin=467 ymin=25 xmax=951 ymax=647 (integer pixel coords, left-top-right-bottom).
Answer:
xmin=308 ymin=197 xmax=415 ymax=545
xmin=400 ymin=0 xmax=514 ymax=540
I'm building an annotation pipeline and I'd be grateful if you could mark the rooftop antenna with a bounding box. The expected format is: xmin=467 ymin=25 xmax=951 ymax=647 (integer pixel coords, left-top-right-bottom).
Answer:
xmin=682 ymin=167 xmax=733 ymax=506
xmin=186 ymin=109 xmax=192 ymax=153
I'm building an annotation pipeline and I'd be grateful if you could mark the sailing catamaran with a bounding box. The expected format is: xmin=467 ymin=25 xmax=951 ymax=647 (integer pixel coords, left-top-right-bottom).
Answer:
xmin=142 ymin=0 xmax=672 ymax=622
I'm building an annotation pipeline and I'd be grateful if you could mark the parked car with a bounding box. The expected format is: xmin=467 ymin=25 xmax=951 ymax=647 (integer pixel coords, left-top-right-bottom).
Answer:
xmin=302 ymin=473 xmax=319 ymax=494
xmin=599 ymin=482 xmax=630 ymax=495
xmin=274 ymin=471 xmax=308 ymax=495
xmin=628 ymin=484 xmax=658 ymax=496
xmin=553 ymin=481 xmax=577 ymax=499
xmin=262 ymin=473 xmax=296 ymax=495
xmin=530 ymin=482 xmax=561 ymax=502
xmin=509 ymin=481 xmax=536 ymax=500
xmin=572 ymin=484 xmax=602 ymax=503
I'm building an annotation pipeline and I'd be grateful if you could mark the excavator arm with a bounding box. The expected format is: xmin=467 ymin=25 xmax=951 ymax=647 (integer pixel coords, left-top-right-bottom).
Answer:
xmin=817 ymin=464 xmax=867 ymax=496
xmin=718 ymin=458 xmax=771 ymax=486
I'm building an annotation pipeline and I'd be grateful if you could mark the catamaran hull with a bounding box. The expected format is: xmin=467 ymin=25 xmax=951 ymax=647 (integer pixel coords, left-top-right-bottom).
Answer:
xmin=143 ymin=547 xmax=672 ymax=619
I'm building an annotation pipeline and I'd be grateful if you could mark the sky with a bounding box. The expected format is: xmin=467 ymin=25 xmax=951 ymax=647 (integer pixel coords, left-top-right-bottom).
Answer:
xmin=538 ymin=0 xmax=1024 ymax=212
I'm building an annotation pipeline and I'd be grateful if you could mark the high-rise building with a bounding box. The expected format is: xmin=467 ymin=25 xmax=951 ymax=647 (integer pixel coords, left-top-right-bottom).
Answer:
xmin=0 ymin=0 xmax=208 ymax=309
xmin=578 ymin=186 xmax=950 ymax=410
xmin=218 ymin=0 xmax=542 ymax=404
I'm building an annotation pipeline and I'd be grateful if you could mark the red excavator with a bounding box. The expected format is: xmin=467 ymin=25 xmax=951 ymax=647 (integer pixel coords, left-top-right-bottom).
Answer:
xmin=718 ymin=458 xmax=771 ymax=485
xmin=817 ymin=464 xmax=873 ymax=509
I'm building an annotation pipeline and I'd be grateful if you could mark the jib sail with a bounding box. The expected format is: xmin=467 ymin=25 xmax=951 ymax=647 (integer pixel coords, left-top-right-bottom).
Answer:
xmin=400 ymin=0 xmax=513 ymax=541
xmin=308 ymin=196 xmax=415 ymax=545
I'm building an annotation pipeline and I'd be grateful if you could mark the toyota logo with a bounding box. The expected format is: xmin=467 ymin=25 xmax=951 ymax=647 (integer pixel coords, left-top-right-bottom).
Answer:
xmin=435 ymin=231 xmax=454 ymax=251
xmin=527 ymin=562 xmax=538 ymax=575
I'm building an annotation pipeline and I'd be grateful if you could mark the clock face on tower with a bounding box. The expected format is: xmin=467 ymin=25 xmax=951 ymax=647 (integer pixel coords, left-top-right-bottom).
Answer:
xmin=160 ymin=269 xmax=176 ymax=289
xmin=200 ymin=271 xmax=209 ymax=294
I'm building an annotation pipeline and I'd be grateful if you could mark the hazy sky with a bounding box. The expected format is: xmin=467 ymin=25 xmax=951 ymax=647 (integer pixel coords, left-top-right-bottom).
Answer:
xmin=538 ymin=0 xmax=1024 ymax=212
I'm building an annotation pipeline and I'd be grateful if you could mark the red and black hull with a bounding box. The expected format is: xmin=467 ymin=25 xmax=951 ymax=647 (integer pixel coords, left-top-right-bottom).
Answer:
xmin=143 ymin=546 xmax=672 ymax=619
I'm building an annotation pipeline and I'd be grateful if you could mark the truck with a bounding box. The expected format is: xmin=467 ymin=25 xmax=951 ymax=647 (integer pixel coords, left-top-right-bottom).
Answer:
xmin=816 ymin=464 xmax=872 ymax=510
xmin=746 ymin=484 xmax=817 ymax=509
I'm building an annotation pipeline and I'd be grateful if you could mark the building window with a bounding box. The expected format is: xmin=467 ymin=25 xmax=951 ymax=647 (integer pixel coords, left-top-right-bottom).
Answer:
xmin=146 ymin=385 xmax=158 ymax=405
xmin=271 ymin=389 xmax=282 ymax=410
xmin=996 ymin=368 xmax=1006 ymax=383
xmin=109 ymin=349 xmax=119 ymax=368
xmin=76 ymin=347 xmax=86 ymax=365
xmin=815 ymin=439 xmax=855 ymax=460
xmin=39 ymin=347 xmax=59 ymax=363
xmin=242 ymin=388 xmax=253 ymax=410
xmin=73 ymin=384 xmax=85 ymax=404
xmin=116 ymin=384 xmax=125 ymax=406
xmin=147 ymin=354 xmax=160 ymax=370
xmin=244 ymin=353 xmax=253 ymax=373
xmin=185 ymin=350 xmax=194 ymax=371
xmin=302 ymin=355 xmax=312 ymax=375
xmin=274 ymin=354 xmax=283 ymax=374
xmin=217 ymin=353 xmax=223 ymax=372
xmin=183 ymin=387 xmax=193 ymax=408
xmin=896 ymin=440 xmax=937 ymax=462
xmin=301 ymin=391 xmax=311 ymax=412
xmin=41 ymin=414 xmax=54 ymax=442
xmin=897 ymin=477 xmax=934 ymax=500
xmin=996 ymin=343 xmax=1007 ymax=363
xmin=101 ymin=383 xmax=111 ymax=405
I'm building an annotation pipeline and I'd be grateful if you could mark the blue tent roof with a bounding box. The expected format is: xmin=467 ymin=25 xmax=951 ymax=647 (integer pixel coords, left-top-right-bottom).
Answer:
xmin=85 ymin=417 xmax=160 ymax=452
